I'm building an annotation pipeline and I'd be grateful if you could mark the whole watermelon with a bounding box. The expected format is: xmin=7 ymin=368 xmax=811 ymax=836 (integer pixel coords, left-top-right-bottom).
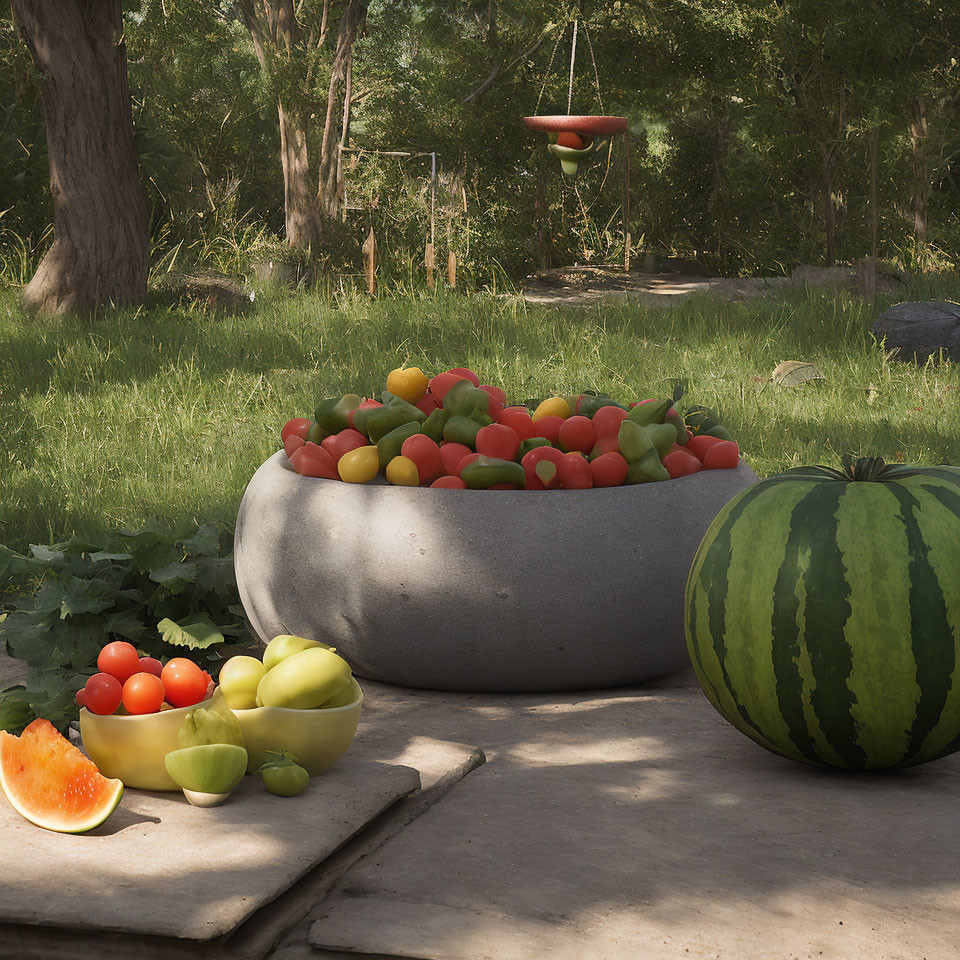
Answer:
xmin=685 ymin=457 xmax=960 ymax=770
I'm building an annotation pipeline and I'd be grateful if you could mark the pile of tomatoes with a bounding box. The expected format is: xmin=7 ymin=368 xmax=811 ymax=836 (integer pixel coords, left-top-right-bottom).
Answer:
xmin=76 ymin=641 xmax=212 ymax=715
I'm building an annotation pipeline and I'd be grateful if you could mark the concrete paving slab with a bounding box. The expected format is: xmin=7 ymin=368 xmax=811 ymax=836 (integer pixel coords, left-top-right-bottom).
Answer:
xmin=311 ymin=674 xmax=960 ymax=960
xmin=0 ymin=756 xmax=420 ymax=941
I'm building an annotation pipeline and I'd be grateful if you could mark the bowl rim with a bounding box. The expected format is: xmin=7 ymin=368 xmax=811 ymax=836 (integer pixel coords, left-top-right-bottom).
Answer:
xmin=79 ymin=686 xmax=225 ymax=725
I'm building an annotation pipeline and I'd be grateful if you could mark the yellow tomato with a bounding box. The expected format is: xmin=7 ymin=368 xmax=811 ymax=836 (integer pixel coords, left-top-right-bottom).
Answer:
xmin=386 ymin=455 xmax=420 ymax=486
xmin=385 ymin=365 xmax=429 ymax=404
xmin=337 ymin=445 xmax=380 ymax=483
xmin=531 ymin=396 xmax=571 ymax=421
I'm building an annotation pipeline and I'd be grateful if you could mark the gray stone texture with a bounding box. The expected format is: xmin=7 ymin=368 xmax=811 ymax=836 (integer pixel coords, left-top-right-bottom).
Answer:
xmin=311 ymin=673 xmax=960 ymax=960
xmin=234 ymin=452 xmax=759 ymax=692
xmin=872 ymin=299 xmax=960 ymax=362
xmin=0 ymin=756 xmax=419 ymax=940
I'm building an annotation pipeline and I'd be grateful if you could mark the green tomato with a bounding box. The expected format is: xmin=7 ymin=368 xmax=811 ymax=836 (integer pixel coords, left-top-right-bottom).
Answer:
xmin=261 ymin=762 xmax=309 ymax=797
xmin=218 ymin=655 xmax=266 ymax=710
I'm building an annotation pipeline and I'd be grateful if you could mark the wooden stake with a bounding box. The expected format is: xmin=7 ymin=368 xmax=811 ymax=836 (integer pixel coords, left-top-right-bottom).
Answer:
xmin=425 ymin=239 xmax=435 ymax=290
xmin=622 ymin=128 xmax=631 ymax=272
xmin=362 ymin=226 xmax=375 ymax=295
xmin=447 ymin=249 xmax=457 ymax=288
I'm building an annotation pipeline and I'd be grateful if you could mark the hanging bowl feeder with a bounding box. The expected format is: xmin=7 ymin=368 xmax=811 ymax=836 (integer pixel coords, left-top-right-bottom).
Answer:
xmin=524 ymin=19 xmax=627 ymax=180
xmin=524 ymin=115 xmax=627 ymax=179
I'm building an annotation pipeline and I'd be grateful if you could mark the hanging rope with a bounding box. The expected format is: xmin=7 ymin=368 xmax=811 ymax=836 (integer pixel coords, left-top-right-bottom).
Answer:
xmin=567 ymin=19 xmax=578 ymax=115
xmin=535 ymin=21 xmax=568 ymax=116
xmin=582 ymin=20 xmax=603 ymax=114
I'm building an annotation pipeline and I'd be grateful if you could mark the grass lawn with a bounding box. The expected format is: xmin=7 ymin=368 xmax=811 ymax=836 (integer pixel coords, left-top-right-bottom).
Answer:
xmin=1 ymin=279 xmax=958 ymax=552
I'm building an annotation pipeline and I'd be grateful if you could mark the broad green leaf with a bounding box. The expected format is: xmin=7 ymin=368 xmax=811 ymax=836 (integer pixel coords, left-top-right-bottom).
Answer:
xmin=101 ymin=608 xmax=148 ymax=642
xmin=0 ymin=689 xmax=32 ymax=734
xmin=32 ymin=578 xmax=116 ymax=620
xmin=88 ymin=551 xmax=134 ymax=564
xmin=157 ymin=616 xmax=225 ymax=650
xmin=191 ymin=556 xmax=236 ymax=596
xmin=180 ymin=524 xmax=220 ymax=558
xmin=29 ymin=544 xmax=66 ymax=565
xmin=0 ymin=544 xmax=47 ymax=585
xmin=149 ymin=561 xmax=198 ymax=595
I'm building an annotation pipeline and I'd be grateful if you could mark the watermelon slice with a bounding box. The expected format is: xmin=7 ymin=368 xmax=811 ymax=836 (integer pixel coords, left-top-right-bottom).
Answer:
xmin=0 ymin=718 xmax=123 ymax=833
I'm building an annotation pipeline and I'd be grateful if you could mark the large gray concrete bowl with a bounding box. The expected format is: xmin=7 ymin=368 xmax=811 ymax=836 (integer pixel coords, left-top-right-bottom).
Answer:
xmin=235 ymin=451 xmax=759 ymax=692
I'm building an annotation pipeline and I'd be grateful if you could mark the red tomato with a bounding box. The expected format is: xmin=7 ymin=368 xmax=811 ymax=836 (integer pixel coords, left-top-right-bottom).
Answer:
xmin=475 ymin=423 xmax=521 ymax=461
xmin=430 ymin=475 xmax=467 ymax=489
xmin=289 ymin=441 xmax=339 ymax=479
xmin=83 ymin=673 xmax=122 ymax=715
xmin=592 ymin=405 xmax=629 ymax=438
xmin=589 ymin=436 xmax=621 ymax=460
xmin=283 ymin=434 xmax=306 ymax=458
xmin=428 ymin=371 xmax=468 ymax=402
xmin=122 ymin=672 xmax=166 ymax=715
xmin=446 ymin=366 xmax=480 ymax=387
xmin=558 ymin=416 xmax=596 ymax=454
xmin=483 ymin=392 xmax=504 ymax=422
xmin=402 ymin=434 xmax=444 ymax=484
xmin=521 ymin=446 xmax=564 ymax=490
xmin=97 ymin=640 xmax=141 ymax=684
xmin=160 ymin=658 xmax=209 ymax=709
xmin=280 ymin=418 xmax=313 ymax=444
xmin=701 ymin=440 xmax=740 ymax=470
xmin=557 ymin=452 xmax=593 ymax=489
xmin=138 ymin=656 xmax=163 ymax=677
xmin=663 ymin=449 xmax=703 ymax=479
xmin=590 ymin=452 xmax=629 ymax=487
xmin=75 ymin=687 xmax=87 ymax=708
xmin=321 ymin=428 xmax=368 ymax=464
xmin=530 ymin=415 xmax=563 ymax=445
xmin=416 ymin=393 xmax=441 ymax=416
xmin=557 ymin=131 xmax=586 ymax=149
xmin=499 ymin=406 xmax=536 ymax=441
xmin=479 ymin=384 xmax=507 ymax=405
xmin=686 ymin=435 xmax=726 ymax=461
xmin=439 ymin=442 xmax=473 ymax=476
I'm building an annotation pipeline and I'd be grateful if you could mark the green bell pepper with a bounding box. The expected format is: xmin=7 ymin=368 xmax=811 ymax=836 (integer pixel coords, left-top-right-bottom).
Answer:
xmin=421 ymin=408 xmax=450 ymax=443
xmin=365 ymin=404 xmax=424 ymax=444
xmin=378 ymin=421 xmax=420 ymax=469
xmin=626 ymin=398 xmax=671 ymax=427
xmin=443 ymin=415 xmax=481 ymax=447
xmin=626 ymin=449 xmax=670 ymax=484
xmin=617 ymin=420 xmax=655 ymax=463
xmin=314 ymin=394 xmax=362 ymax=434
xmin=460 ymin=455 xmax=526 ymax=489
xmin=516 ymin=437 xmax=552 ymax=460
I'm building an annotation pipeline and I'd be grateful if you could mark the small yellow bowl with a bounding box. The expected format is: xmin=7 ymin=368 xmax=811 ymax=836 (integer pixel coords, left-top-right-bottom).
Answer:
xmin=231 ymin=678 xmax=363 ymax=775
xmin=80 ymin=688 xmax=240 ymax=791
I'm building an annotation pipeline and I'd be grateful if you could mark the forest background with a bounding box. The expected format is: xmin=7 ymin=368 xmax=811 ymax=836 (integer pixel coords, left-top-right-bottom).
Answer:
xmin=2 ymin=0 xmax=959 ymax=288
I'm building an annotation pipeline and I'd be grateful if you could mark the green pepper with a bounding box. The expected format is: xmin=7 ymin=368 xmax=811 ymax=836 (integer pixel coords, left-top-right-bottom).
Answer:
xmin=626 ymin=398 xmax=671 ymax=427
xmin=443 ymin=415 xmax=481 ymax=447
xmin=578 ymin=395 xmax=624 ymax=419
xmin=646 ymin=422 xmax=677 ymax=458
xmin=516 ymin=437 xmax=552 ymax=460
xmin=256 ymin=750 xmax=310 ymax=798
xmin=702 ymin=424 xmax=735 ymax=441
xmin=617 ymin=420 xmax=655 ymax=463
xmin=626 ymin=449 xmax=670 ymax=484
xmin=460 ymin=455 xmax=526 ymax=489
xmin=381 ymin=392 xmax=428 ymax=421
xmin=305 ymin=421 xmax=328 ymax=445
xmin=378 ymin=420 xmax=420 ymax=469
xmin=314 ymin=394 xmax=362 ymax=434
xmin=365 ymin=404 xmax=422 ymax=444
xmin=443 ymin=379 xmax=488 ymax=418
xmin=421 ymin=408 xmax=450 ymax=443
xmin=665 ymin=407 xmax=687 ymax=444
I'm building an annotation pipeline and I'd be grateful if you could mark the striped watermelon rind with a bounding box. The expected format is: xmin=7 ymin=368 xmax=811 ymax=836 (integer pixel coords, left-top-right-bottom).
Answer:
xmin=685 ymin=462 xmax=960 ymax=770
xmin=0 ymin=718 xmax=124 ymax=833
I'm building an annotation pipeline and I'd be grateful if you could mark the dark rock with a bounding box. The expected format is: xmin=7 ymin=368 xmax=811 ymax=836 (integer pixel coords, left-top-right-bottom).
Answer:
xmin=234 ymin=452 xmax=759 ymax=693
xmin=872 ymin=300 xmax=960 ymax=362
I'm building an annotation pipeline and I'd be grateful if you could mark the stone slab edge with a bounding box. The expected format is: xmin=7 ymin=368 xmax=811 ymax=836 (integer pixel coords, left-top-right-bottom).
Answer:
xmin=0 ymin=739 xmax=484 ymax=960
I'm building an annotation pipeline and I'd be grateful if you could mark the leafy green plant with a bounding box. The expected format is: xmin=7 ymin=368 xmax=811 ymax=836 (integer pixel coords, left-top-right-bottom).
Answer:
xmin=0 ymin=519 xmax=253 ymax=734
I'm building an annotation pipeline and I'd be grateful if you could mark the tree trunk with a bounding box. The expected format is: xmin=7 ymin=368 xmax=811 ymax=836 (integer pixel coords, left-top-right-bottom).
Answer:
xmin=820 ymin=142 xmax=837 ymax=266
xmin=319 ymin=0 xmax=366 ymax=217
xmin=909 ymin=96 xmax=929 ymax=247
xmin=278 ymin=100 xmax=324 ymax=251
xmin=11 ymin=0 xmax=148 ymax=315
xmin=868 ymin=126 xmax=879 ymax=260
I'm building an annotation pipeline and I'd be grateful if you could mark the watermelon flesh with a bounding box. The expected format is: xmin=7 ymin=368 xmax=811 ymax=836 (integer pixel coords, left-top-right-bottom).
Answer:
xmin=0 ymin=719 xmax=123 ymax=833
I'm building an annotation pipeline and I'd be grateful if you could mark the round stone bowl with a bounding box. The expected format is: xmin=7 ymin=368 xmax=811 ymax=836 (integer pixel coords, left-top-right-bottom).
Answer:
xmin=235 ymin=451 xmax=759 ymax=693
